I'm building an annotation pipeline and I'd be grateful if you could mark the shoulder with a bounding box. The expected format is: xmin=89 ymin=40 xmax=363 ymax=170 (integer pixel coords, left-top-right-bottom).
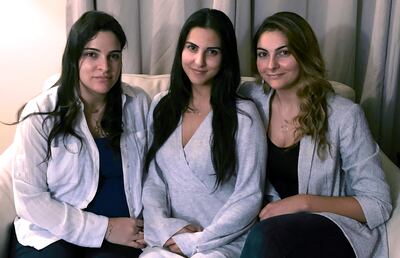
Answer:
xmin=236 ymin=99 xmax=264 ymax=132
xmin=148 ymin=90 xmax=169 ymax=115
xmin=122 ymin=82 xmax=150 ymax=102
xmin=236 ymin=99 xmax=259 ymax=116
xmin=21 ymin=86 xmax=59 ymax=116
xmin=152 ymin=90 xmax=169 ymax=104
xmin=327 ymin=94 xmax=365 ymax=124
xmin=238 ymin=81 xmax=268 ymax=99
xmin=326 ymin=94 xmax=373 ymax=143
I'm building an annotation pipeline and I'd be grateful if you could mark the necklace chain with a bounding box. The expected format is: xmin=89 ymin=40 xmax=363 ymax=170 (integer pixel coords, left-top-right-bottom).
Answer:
xmin=94 ymin=120 xmax=108 ymax=137
xmin=87 ymin=102 xmax=108 ymax=137
xmin=276 ymin=96 xmax=296 ymax=133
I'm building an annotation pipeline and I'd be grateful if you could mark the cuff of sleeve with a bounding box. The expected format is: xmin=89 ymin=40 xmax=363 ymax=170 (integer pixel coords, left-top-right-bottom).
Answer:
xmin=354 ymin=195 xmax=387 ymax=229
xmin=84 ymin=214 xmax=109 ymax=247
xmin=145 ymin=219 xmax=190 ymax=247
xmin=173 ymin=231 xmax=202 ymax=257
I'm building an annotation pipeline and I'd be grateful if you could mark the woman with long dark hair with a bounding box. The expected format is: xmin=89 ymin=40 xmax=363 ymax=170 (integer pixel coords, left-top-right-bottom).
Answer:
xmin=239 ymin=11 xmax=392 ymax=258
xmin=141 ymin=8 xmax=266 ymax=258
xmin=11 ymin=11 xmax=148 ymax=258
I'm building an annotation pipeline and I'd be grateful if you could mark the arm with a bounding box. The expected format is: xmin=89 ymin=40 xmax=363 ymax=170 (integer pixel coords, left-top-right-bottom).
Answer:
xmin=260 ymin=102 xmax=392 ymax=228
xmin=172 ymin=102 xmax=267 ymax=256
xmin=143 ymin=93 xmax=193 ymax=247
xmin=13 ymin=99 xmax=145 ymax=248
xmin=142 ymin=160 xmax=192 ymax=247
xmin=260 ymin=194 xmax=365 ymax=222
xmin=338 ymin=103 xmax=391 ymax=228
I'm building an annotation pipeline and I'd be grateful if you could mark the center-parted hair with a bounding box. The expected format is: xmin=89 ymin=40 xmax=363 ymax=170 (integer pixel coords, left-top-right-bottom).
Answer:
xmin=19 ymin=11 xmax=127 ymax=161
xmin=145 ymin=8 xmax=242 ymax=187
xmin=254 ymin=12 xmax=333 ymax=158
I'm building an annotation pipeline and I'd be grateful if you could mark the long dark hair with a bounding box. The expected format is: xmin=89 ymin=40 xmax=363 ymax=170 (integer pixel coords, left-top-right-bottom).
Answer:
xmin=18 ymin=11 xmax=127 ymax=161
xmin=254 ymin=12 xmax=333 ymax=158
xmin=145 ymin=8 xmax=241 ymax=187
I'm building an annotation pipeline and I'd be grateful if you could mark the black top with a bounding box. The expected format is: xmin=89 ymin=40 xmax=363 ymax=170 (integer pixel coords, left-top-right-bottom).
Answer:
xmin=86 ymin=137 xmax=130 ymax=217
xmin=267 ymin=137 xmax=300 ymax=199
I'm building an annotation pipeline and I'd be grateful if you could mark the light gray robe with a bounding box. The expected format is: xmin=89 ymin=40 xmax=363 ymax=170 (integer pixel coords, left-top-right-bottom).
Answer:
xmin=239 ymin=81 xmax=392 ymax=258
xmin=142 ymin=92 xmax=267 ymax=258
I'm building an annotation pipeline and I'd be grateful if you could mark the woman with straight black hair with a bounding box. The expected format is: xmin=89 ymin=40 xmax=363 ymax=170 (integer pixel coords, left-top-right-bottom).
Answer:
xmin=141 ymin=8 xmax=266 ymax=258
xmin=10 ymin=10 xmax=148 ymax=258
xmin=239 ymin=11 xmax=391 ymax=258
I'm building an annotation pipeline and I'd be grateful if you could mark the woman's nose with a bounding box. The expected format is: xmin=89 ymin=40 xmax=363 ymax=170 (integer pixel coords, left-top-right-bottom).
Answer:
xmin=97 ymin=56 xmax=110 ymax=71
xmin=194 ymin=52 xmax=206 ymax=66
xmin=267 ymin=56 xmax=278 ymax=70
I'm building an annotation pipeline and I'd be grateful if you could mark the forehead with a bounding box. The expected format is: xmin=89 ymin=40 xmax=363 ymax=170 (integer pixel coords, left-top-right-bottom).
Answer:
xmin=84 ymin=31 xmax=121 ymax=50
xmin=257 ymin=30 xmax=288 ymax=49
xmin=185 ymin=27 xmax=221 ymax=47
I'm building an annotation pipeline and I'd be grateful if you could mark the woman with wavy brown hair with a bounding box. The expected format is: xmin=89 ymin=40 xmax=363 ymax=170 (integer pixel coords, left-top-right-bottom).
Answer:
xmin=239 ymin=11 xmax=391 ymax=258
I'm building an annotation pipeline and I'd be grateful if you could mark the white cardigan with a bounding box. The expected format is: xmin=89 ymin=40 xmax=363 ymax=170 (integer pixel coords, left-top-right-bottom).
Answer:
xmin=12 ymin=83 xmax=149 ymax=249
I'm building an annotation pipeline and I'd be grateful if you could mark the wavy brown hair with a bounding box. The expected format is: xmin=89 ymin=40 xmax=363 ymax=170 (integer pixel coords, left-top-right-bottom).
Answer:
xmin=254 ymin=12 xmax=334 ymax=158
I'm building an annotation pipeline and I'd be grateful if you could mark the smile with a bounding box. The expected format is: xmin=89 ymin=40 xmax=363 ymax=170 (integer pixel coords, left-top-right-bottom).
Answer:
xmin=191 ymin=68 xmax=207 ymax=74
xmin=93 ymin=76 xmax=112 ymax=80
xmin=267 ymin=73 xmax=284 ymax=79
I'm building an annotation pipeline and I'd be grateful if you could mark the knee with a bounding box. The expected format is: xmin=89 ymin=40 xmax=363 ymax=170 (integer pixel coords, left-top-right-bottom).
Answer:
xmin=241 ymin=219 xmax=285 ymax=258
xmin=245 ymin=220 xmax=275 ymax=247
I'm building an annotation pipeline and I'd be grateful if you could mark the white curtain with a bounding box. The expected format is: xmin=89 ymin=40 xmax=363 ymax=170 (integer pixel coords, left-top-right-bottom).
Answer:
xmin=66 ymin=0 xmax=400 ymax=165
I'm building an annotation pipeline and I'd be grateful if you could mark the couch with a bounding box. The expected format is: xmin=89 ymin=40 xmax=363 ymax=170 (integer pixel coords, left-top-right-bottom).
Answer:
xmin=0 ymin=74 xmax=399 ymax=258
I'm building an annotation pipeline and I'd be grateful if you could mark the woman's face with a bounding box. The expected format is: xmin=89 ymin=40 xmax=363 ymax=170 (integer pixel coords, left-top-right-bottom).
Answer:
xmin=256 ymin=30 xmax=300 ymax=91
xmin=181 ymin=27 xmax=222 ymax=88
xmin=79 ymin=31 xmax=122 ymax=101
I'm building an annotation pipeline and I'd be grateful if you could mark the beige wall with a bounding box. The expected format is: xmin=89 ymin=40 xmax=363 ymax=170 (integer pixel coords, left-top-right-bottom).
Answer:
xmin=0 ymin=1 xmax=66 ymax=154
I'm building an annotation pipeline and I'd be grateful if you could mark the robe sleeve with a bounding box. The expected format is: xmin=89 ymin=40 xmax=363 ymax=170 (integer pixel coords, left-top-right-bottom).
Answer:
xmin=143 ymin=91 xmax=192 ymax=247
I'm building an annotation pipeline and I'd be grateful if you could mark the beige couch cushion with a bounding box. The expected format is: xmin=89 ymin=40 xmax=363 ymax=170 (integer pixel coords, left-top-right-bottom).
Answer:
xmin=0 ymin=146 xmax=16 ymax=258
xmin=121 ymin=74 xmax=355 ymax=102
xmin=44 ymin=73 xmax=355 ymax=102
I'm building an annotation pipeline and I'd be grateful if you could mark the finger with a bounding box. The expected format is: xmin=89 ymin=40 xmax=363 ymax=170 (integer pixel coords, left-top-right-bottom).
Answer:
xmin=185 ymin=224 xmax=201 ymax=232
xmin=168 ymin=244 xmax=178 ymax=252
xmin=169 ymin=244 xmax=183 ymax=255
xmin=136 ymin=219 xmax=144 ymax=227
xmin=259 ymin=213 xmax=269 ymax=221
xmin=259 ymin=205 xmax=268 ymax=219
xmin=135 ymin=239 xmax=147 ymax=246
xmin=131 ymin=232 xmax=144 ymax=241
xmin=164 ymin=238 xmax=175 ymax=247
xmin=124 ymin=241 xmax=144 ymax=249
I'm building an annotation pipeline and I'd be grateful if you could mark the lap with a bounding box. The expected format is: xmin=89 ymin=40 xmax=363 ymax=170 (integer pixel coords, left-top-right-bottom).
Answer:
xmin=11 ymin=227 xmax=141 ymax=258
xmin=241 ymin=212 xmax=356 ymax=258
xmin=140 ymin=245 xmax=241 ymax=258
xmin=139 ymin=247 xmax=184 ymax=258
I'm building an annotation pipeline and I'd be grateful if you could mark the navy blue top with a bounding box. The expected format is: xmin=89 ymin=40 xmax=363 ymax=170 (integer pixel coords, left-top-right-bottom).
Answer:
xmin=86 ymin=137 xmax=130 ymax=217
xmin=267 ymin=137 xmax=300 ymax=199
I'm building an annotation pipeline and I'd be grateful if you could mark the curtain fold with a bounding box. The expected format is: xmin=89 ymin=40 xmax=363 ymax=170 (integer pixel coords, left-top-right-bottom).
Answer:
xmin=380 ymin=0 xmax=400 ymax=163
xmin=65 ymin=0 xmax=400 ymax=164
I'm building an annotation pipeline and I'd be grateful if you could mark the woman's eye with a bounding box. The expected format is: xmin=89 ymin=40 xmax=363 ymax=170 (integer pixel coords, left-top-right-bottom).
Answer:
xmin=257 ymin=51 xmax=268 ymax=58
xmin=109 ymin=53 xmax=121 ymax=60
xmin=185 ymin=43 xmax=197 ymax=52
xmin=83 ymin=51 xmax=97 ymax=58
xmin=278 ymin=49 xmax=290 ymax=57
xmin=207 ymin=49 xmax=220 ymax=56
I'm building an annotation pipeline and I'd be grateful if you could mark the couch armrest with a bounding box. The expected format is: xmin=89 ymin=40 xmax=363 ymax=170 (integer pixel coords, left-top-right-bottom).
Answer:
xmin=0 ymin=146 xmax=16 ymax=258
xmin=381 ymin=150 xmax=400 ymax=258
